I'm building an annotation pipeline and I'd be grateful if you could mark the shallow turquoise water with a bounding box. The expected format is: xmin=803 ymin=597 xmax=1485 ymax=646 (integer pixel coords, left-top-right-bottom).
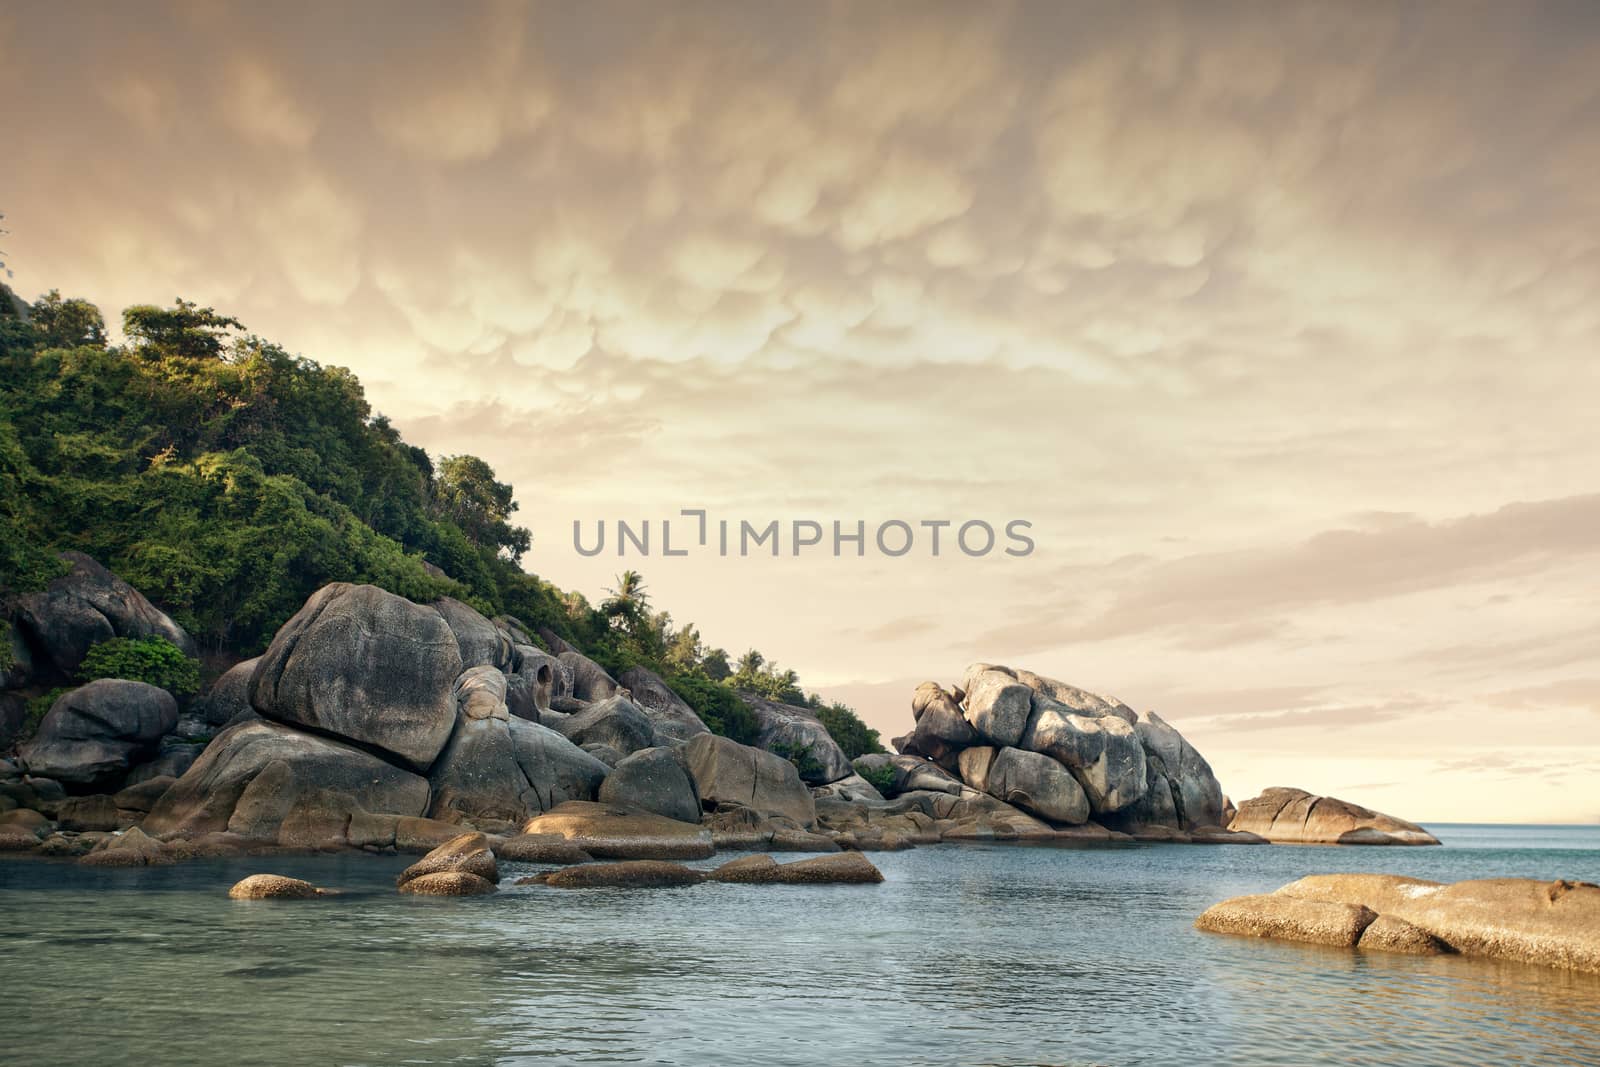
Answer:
xmin=1 ymin=824 xmax=1597 ymax=1066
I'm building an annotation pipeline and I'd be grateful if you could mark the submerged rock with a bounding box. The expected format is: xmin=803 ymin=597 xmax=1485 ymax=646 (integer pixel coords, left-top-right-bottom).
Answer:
xmin=522 ymin=800 xmax=714 ymax=860
xmin=533 ymin=860 xmax=705 ymax=889
xmin=399 ymin=871 xmax=497 ymax=896
xmin=1228 ymin=788 xmax=1439 ymax=846
xmin=228 ymin=874 xmax=327 ymax=900
xmin=1195 ymin=893 xmax=1378 ymax=947
xmin=709 ymin=852 xmax=884 ymax=885
xmin=397 ymin=831 xmax=499 ymax=888
xmin=493 ymin=833 xmax=594 ymax=865
xmin=1200 ymin=874 xmax=1600 ymax=973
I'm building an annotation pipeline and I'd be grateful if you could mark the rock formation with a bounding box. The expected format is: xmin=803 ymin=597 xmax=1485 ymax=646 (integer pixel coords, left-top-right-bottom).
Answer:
xmin=19 ymin=680 xmax=177 ymax=787
xmin=1228 ymin=787 xmax=1440 ymax=845
xmin=1198 ymin=874 xmax=1600 ymax=973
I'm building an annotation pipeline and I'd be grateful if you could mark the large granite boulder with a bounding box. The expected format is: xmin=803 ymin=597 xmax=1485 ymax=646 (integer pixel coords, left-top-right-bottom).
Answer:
xmin=522 ymin=800 xmax=714 ymax=860
xmin=960 ymin=667 xmax=1034 ymax=748
xmin=430 ymin=673 xmax=611 ymax=824
xmin=558 ymin=650 xmax=619 ymax=702
xmin=739 ymin=693 xmax=853 ymax=784
xmin=983 ymin=746 xmax=1090 ymax=825
xmin=1129 ymin=710 xmax=1226 ymax=830
xmin=553 ymin=695 xmax=658 ymax=755
xmin=14 ymin=552 xmax=197 ymax=676
xmin=684 ymin=733 xmax=816 ymax=827
xmin=1011 ymin=668 xmax=1121 ymax=717
xmin=893 ymin=682 xmax=977 ymax=767
xmin=431 ymin=597 xmax=512 ymax=671
xmin=249 ymin=583 xmax=462 ymax=771
xmin=143 ymin=720 xmax=430 ymax=842
xmin=617 ymin=666 xmax=709 ymax=744
xmin=19 ymin=680 xmax=177 ymax=787
xmin=508 ymin=718 xmax=611 ymax=811
xmin=597 ymin=746 xmax=700 ymax=823
xmin=186 ymin=657 xmax=260 ymax=732
xmin=1196 ymin=894 xmax=1379 ymax=948
xmin=1020 ymin=697 xmax=1147 ymax=813
xmin=1228 ymin=787 xmax=1439 ymax=845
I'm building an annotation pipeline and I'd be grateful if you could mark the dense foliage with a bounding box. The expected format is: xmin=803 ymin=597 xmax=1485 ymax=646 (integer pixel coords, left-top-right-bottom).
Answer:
xmin=0 ymin=284 xmax=883 ymax=752
xmin=77 ymin=636 xmax=201 ymax=698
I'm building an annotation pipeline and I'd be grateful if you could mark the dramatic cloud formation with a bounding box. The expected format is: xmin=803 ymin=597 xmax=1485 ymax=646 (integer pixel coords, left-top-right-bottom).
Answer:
xmin=4 ymin=0 xmax=1597 ymax=821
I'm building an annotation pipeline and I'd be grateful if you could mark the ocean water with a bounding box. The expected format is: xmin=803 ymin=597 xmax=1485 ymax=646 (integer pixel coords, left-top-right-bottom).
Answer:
xmin=1 ymin=824 xmax=1597 ymax=1066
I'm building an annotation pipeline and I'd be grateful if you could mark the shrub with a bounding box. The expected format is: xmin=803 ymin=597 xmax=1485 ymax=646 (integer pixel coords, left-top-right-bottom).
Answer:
xmin=665 ymin=672 xmax=759 ymax=745
xmin=76 ymin=636 xmax=200 ymax=698
xmin=857 ymin=761 xmax=898 ymax=794
xmin=770 ymin=740 xmax=823 ymax=781
xmin=813 ymin=701 xmax=886 ymax=758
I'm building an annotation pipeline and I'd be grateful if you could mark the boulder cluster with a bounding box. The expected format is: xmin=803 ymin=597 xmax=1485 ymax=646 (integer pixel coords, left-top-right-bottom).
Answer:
xmin=843 ymin=664 xmax=1247 ymax=843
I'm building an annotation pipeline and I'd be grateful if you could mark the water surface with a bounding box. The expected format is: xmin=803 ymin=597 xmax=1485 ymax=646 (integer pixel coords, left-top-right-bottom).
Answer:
xmin=2 ymin=823 xmax=1597 ymax=1066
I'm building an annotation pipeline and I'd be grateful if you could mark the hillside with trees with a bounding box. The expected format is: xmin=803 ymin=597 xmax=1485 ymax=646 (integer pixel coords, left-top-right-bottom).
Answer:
xmin=0 ymin=284 xmax=882 ymax=757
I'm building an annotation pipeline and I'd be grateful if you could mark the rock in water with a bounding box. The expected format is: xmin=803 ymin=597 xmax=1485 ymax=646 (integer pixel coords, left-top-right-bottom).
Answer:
xmin=1202 ymin=874 xmax=1600 ymax=973
xmin=1228 ymin=788 xmax=1439 ymax=845
xmin=1195 ymin=894 xmax=1378 ymax=947
xmin=984 ymin=746 xmax=1090 ymax=825
xmin=493 ymin=833 xmax=594 ymax=865
xmin=617 ymin=666 xmax=710 ymax=744
xmin=598 ymin=746 xmax=701 ymax=823
xmin=399 ymin=871 xmax=497 ymax=896
xmin=709 ymin=852 xmax=884 ymax=885
xmin=143 ymin=720 xmax=430 ymax=843
xmin=535 ymin=860 xmax=705 ymax=889
xmin=397 ymin=831 xmax=499 ymax=888
xmin=78 ymin=826 xmax=172 ymax=867
xmin=229 ymin=874 xmax=326 ymax=900
xmin=248 ymin=583 xmax=462 ymax=771
xmin=15 ymin=551 xmax=197 ymax=676
xmin=522 ymin=800 xmax=714 ymax=860
xmin=684 ymin=733 xmax=816 ymax=827
xmin=19 ymin=680 xmax=177 ymax=787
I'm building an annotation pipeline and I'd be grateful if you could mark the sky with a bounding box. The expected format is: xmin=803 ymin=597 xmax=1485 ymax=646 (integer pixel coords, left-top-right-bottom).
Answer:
xmin=4 ymin=1 xmax=1598 ymax=823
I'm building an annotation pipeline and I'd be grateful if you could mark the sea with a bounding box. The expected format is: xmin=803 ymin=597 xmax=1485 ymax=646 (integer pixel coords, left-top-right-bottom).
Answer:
xmin=1 ymin=823 xmax=1597 ymax=1066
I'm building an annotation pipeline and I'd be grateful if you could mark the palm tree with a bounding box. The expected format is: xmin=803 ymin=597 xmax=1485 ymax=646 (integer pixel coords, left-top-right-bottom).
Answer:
xmin=602 ymin=570 xmax=649 ymax=631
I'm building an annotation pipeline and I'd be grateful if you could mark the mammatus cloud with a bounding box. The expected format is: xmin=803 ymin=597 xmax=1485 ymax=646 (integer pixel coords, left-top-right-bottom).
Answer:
xmin=4 ymin=0 xmax=1598 ymax=822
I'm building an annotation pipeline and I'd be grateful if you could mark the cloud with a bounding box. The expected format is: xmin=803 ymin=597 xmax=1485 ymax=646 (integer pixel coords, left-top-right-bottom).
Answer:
xmin=5 ymin=0 xmax=1600 ymax=822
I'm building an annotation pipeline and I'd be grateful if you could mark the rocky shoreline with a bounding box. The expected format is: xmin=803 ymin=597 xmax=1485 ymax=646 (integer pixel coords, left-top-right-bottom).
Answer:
xmin=1 ymin=554 xmax=1452 ymax=867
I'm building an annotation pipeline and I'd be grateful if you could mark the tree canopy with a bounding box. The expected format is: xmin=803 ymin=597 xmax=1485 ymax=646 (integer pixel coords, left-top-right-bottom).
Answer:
xmin=0 ymin=285 xmax=882 ymax=755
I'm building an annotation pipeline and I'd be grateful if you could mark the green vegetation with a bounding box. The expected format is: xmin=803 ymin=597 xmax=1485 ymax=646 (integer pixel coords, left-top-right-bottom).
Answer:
xmin=76 ymin=636 xmax=200 ymax=699
xmin=769 ymin=740 xmax=824 ymax=780
xmin=25 ymin=687 xmax=69 ymax=736
xmin=0 ymin=282 xmax=881 ymax=750
xmin=856 ymin=761 xmax=898 ymax=794
xmin=812 ymin=702 xmax=884 ymax=759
